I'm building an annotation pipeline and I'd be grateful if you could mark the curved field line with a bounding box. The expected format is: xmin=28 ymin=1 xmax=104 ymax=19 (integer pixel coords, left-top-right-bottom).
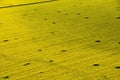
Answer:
xmin=0 ymin=0 xmax=58 ymax=9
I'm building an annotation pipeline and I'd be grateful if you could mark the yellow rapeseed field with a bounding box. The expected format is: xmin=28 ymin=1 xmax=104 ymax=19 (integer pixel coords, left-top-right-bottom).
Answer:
xmin=0 ymin=0 xmax=120 ymax=80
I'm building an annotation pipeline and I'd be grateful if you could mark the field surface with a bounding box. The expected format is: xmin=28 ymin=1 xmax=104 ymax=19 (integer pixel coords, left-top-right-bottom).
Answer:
xmin=0 ymin=0 xmax=120 ymax=80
